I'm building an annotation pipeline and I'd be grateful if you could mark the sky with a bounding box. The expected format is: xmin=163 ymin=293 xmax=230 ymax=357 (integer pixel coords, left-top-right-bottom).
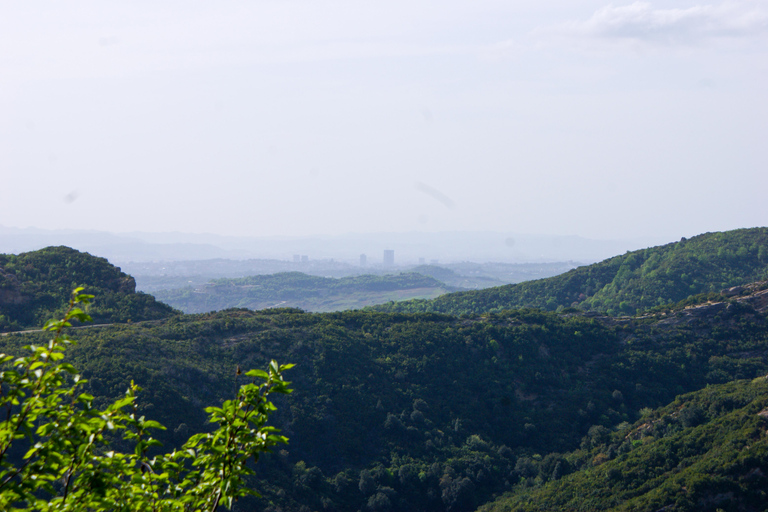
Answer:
xmin=1 ymin=0 xmax=767 ymax=241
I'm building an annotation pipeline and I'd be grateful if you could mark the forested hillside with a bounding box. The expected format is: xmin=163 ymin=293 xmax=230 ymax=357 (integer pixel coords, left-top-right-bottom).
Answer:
xmin=3 ymin=279 xmax=768 ymax=511
xmin=3 ymin=239 xmax=768 ymax=511
xmin=0 ymin=246 xmax=176 ymax=331
xmin=372 ymin=228 xmax=768 ymax=316
xmin=479 ymin=377 xmax=768 ymax=512
xmin=153 ymin=271 xmax=454 ymax=313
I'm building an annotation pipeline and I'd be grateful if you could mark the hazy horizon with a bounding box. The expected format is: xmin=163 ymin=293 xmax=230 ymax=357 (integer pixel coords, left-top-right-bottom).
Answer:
xmin=0 ymin=224 xmax=673 ymax=264
xmin=1 ymin=1 xmax=766 ymax=241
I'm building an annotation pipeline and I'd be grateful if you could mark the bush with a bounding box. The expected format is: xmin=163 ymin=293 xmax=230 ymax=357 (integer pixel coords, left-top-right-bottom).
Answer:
xmin=0 ymin=289 xmax=293 ymax=511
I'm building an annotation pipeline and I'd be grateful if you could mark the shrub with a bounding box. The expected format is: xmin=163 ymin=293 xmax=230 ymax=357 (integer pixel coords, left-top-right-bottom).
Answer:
xmin=0 ymin=289 xmax=293 ymax=511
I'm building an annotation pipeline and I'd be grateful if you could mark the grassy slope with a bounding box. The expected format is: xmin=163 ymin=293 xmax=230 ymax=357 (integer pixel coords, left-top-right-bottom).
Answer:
xmin=372 ymin=228 xmax=768 ymax=316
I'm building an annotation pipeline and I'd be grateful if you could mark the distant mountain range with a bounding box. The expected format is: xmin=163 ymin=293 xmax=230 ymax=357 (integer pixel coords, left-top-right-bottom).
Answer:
xmin=123 ymin=260 xmax=578 ymax=296
xmin=137 ymin=261 xmax=579 ymax=313
xmin=0 ymin=225 xmax=668 ymax=264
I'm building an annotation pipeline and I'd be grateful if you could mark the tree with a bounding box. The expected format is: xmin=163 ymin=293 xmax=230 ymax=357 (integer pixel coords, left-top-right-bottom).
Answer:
xmin=0 ymin=289 xmax=293 ymax=511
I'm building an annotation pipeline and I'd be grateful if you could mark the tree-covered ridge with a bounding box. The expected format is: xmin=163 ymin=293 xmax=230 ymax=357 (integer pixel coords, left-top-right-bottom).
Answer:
xmin=479 ymin=376 xmax=768 ymax=512
xmin=2 ymin=280 xmax=768 ymax=511
xmin=372 ymin=227 xmax=768 ymax=316
xmin=0 ymin=246 xmax=176 ymax=331
xmin=153 ymin=271 xmax=455 ymax=313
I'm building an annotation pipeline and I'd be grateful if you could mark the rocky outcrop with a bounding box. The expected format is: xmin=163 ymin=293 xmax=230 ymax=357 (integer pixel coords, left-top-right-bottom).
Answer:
xmin=0 ymin=269 xmax=26 ymax=306
xmin=117 ymin=275 xmax=136 ymax=294
xmin=0 ymin=288 xmax=27 ymax=305
xmin=730 ymin=281 xmax=768 ymax=313
xmin=655 ymin=280 xmax=768 ymax=326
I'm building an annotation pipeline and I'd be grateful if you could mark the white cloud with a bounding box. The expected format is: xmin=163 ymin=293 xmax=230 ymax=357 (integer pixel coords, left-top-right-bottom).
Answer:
xmin=555 ymin=1 xmax=768 ymax=43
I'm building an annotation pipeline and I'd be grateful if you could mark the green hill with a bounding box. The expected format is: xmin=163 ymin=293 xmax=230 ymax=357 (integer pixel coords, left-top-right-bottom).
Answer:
xmin=153 ymin=271 xmax=455 ymax=313
xmin=3 ymin=239 xmax=768 ymax=510
xmin=3 ymin=276 xmax=768 ymax=511
xmin=479 ymin=376 xmax=768 ymax=512
xmin=0 ymin=246 xmax=177 ymax=331
xmin=372 ymin=228 xmax=768 ymax=316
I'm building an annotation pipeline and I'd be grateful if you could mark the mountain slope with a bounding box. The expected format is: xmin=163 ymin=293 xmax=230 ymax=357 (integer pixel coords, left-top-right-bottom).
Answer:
xmin=3 ymin=243 xmax=768 ymax=511
xmin=479 ymin=376 xmax=768 ymax=512
xmin=0 ymin=246 xmax=177 ymax=331
xmin=372 ymin=228 xmax=768 ymax=316
xmin=3 ymin=279 xmax=768 ymax=510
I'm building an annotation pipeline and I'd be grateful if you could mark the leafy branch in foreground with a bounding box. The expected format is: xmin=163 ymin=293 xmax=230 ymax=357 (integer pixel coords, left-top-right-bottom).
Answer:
xmin=0 ymin=288 xmax=293 ymax=511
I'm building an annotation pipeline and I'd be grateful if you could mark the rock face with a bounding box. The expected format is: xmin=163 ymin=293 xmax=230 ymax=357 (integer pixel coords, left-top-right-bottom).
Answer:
xmin=0 ymin=289 xmax=26 ymax=306
xmin=0 ymin=269 xmax=26 ymax=306
xmin=720 ymin=280 xmax=768 ymax=313
xmin=643 ymin=282 xmax=768 ymax=323
xmin=0 ymin=290 xmax=29 ymax=306
xmin=118 ymin=275 xmax=137 ymax=294
xmin=639 ymin=282 xmax=768 ymax=332
xmin=723 ymin=285 xmax=745 ymax=297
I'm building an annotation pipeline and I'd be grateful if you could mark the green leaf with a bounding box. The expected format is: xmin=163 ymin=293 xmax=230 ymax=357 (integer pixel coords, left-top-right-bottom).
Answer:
xmin=245 ymin=369 xmax=269 ymax=379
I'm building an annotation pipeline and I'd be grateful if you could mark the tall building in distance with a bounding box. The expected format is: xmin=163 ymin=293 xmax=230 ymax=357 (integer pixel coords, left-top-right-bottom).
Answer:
xmin=418 ymin=257 xmax=425 ymax=265
xmin=383 ymin=249 xmax=395 ymax=266
xmin=301 ymin=255 xmax=309 ymax=263
xmin=293 ymin=254 xmax=301 ymax=263
xmin=360 ymin=254 xmax=367 ymax=266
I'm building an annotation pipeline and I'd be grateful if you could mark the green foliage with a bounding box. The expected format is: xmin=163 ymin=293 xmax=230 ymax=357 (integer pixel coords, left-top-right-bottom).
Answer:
xmin=4 ymin=238 xmax=768 ymax=511
xmin=478 ymin=377 xmax=768 ymax=511
xmin=0 ymin=247 xmax=177 ymax=332
xmin=372 ymin=228 xmax=768 ymax=316
xmin=0 ymin=290 xmax=292 ymax=511
xmin=4 ymin=288 xmax=768 ymax=510
xmin=153 ymin=271 xmax=453 ymax=314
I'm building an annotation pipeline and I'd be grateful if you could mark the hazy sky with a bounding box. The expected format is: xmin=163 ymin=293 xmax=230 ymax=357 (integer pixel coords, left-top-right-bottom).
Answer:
xmin=1 ymin=0 xmax=766 ymax=240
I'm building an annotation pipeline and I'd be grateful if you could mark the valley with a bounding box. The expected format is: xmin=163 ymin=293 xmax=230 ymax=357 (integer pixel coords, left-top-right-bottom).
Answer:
xmin=1 ymin=228 xmax=768 ymax=511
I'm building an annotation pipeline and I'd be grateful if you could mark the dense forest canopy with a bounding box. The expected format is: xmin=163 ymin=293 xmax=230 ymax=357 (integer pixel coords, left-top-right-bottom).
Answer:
xmin=372 ymin=228 xmax=768 ymax=317
xmin=479 ymin=376 xmax=768 ymax=512
xmin=3 ymin=278 xmax=768 ymax=510
xmin=0 ymin=246 xmax=176 ymax=331
xmin=2 ymin=231 xmax=768 ymax=511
